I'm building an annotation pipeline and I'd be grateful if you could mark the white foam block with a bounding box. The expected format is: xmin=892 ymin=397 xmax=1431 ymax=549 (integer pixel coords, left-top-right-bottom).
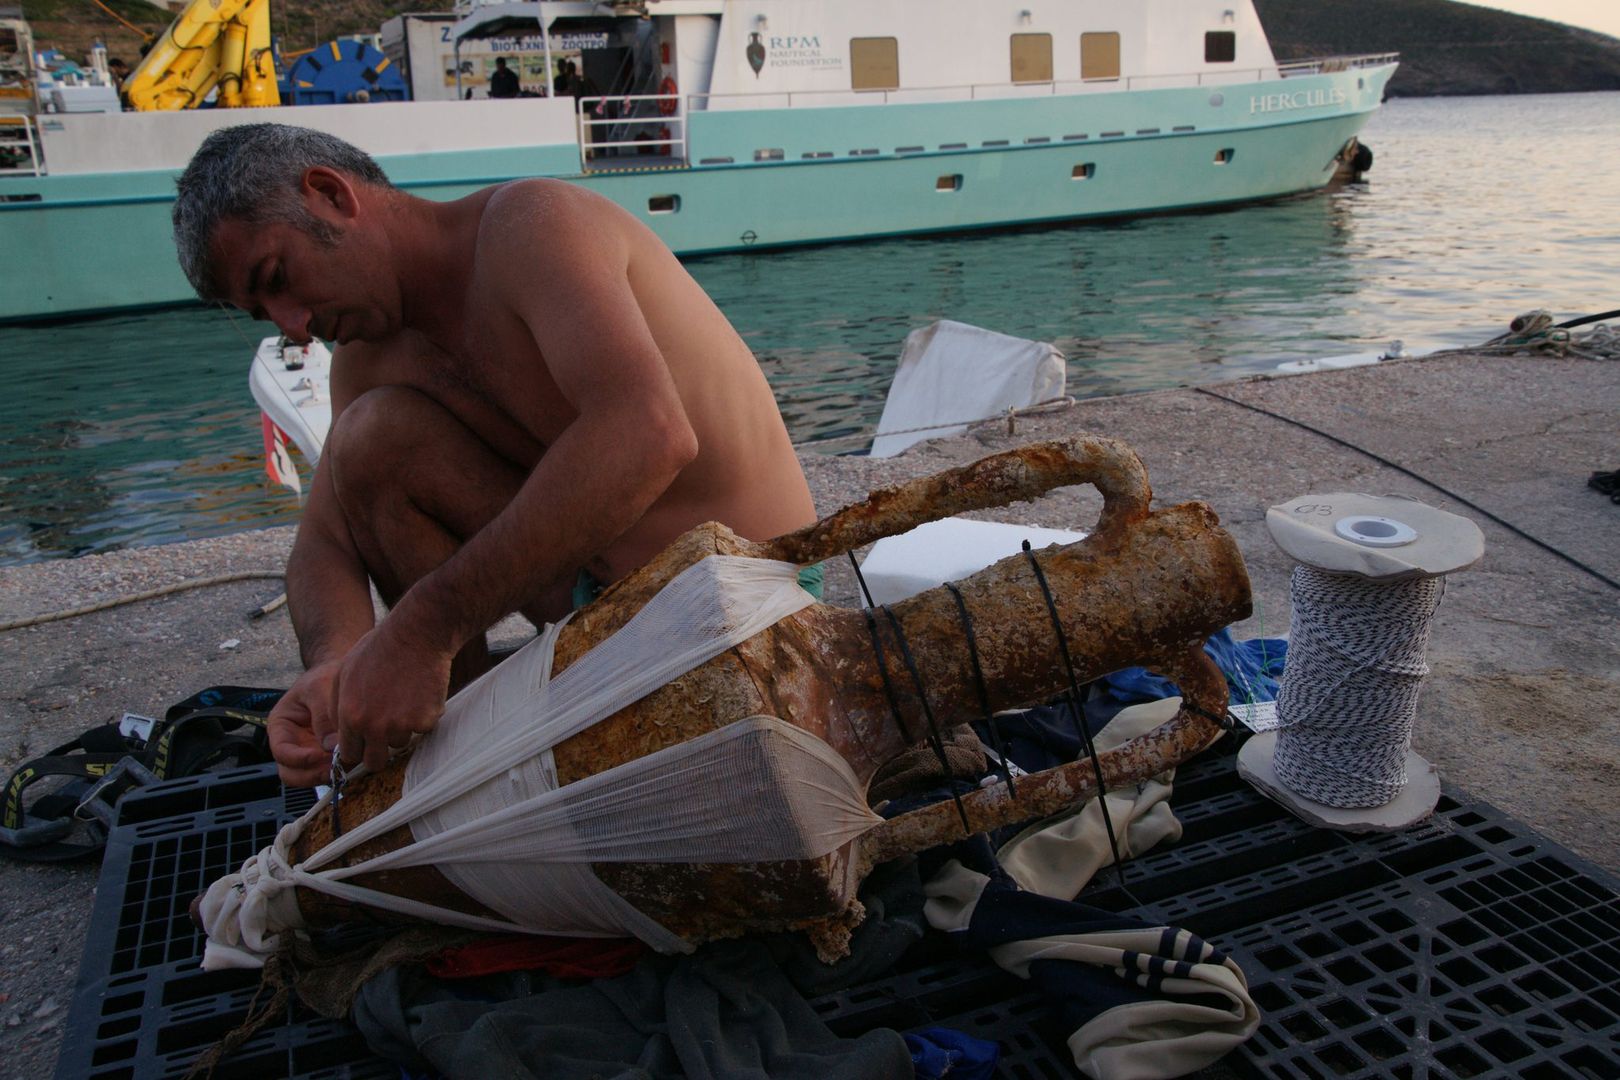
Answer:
xmin=858 ymin=518 xmax=1087 ymax=606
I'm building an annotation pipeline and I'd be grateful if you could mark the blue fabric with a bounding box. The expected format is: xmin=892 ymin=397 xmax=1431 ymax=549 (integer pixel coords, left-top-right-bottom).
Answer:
xmin=973 ymin=631 xmax=1288 ymax=779
xmin=904 ymin=1027 xmax=999 ymax=1080
xmin=1093 ymin=629 xmax=1286 ymax=715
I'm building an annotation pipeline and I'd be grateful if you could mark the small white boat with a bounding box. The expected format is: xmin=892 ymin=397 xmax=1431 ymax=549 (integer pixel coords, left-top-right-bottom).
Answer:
xmin=248 ymin=335 xmax=333 ymax=496
xmin=246 ymin=319 xmax=1068 ymax=494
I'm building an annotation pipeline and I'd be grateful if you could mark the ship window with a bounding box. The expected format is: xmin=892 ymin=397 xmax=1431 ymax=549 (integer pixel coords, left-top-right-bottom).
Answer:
xmin=1010 ymin=33 xmax=1053 ymax=84
xmin=851 ymin=37 xmax=900 ymax=91
xmin=0 ymin=29 xmax=18 ymax=51
xmin=648 ymin=195 xmax=680 ymax=214
xmin=936 ymin=174 xmax=963 ymax=192
xmin=1072 ymin=163 xmax=1095 ymax=180
xmin=754 ymin=148 xmax=784 ymax=162
xmin=1214 ymin=148 xmax=1234 ymax=164
xmin=1081 ymin=32 xmax=1120 ymax=80
xmin=1205 ymin=31 xmax=1236 ymax=63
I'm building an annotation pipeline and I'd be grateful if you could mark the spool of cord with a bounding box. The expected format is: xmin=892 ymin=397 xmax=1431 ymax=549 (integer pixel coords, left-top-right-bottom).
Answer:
xmin=1239 ymin=493 xmax=1484 ymax=832
xmin=1272 ymin=566 xmax=1441 ymax=807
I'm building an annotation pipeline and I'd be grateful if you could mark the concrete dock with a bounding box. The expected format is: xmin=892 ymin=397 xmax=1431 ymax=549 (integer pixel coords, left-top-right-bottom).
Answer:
xmin=1 ymin=349 xmax=1616 ymax=1078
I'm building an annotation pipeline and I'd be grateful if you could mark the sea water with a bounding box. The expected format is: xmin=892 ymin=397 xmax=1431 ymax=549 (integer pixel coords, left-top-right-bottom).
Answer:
xmin=2 ymin=92 xmax=1616 ymax=563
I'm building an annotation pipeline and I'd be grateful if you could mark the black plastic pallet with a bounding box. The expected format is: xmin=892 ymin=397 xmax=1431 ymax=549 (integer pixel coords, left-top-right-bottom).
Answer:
xmin=55 ymin=745 xmax=1620 ymax=1080
xmin=1080 ymin=744 xmax=1620 ymax=1079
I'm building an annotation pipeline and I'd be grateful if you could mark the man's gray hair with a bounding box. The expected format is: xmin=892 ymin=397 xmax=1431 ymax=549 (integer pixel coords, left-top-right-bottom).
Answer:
xmin=172 ymin=123 xmax=393 ymax=300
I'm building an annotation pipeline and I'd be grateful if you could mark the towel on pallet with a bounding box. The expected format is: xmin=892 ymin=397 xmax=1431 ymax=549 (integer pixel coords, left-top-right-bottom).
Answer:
xmin=972 ymin=632 xmax=1287 ymax=900
xmin=347 ymin=859 xmax=931 ymax=1080
xmin=353 ymin=938 xmax=913 ymax=1080
xmin=924 ymin=849 xmax=1260 ymax=1080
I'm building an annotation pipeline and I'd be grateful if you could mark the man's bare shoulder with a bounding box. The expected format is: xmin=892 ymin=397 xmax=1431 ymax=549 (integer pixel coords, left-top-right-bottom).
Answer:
xmin=476 ymin=180 xmax=634 ymax=270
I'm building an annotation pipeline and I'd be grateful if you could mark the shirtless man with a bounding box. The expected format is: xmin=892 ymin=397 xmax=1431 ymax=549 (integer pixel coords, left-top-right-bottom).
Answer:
xmin=172 ymin=123 xmax=817 ymax=787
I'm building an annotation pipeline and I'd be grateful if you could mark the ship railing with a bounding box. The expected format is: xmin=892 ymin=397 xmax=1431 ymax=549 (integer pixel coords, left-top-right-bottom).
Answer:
xmin=0 ymin=111 xmax=42 ymax=175
xmin=688 ymin=53 xmax=1400 ymax=111
xmin=1277 ymin=53 xmax=1401 ymax=77
xmin=576 ymin=93 xmax=686 ymax=170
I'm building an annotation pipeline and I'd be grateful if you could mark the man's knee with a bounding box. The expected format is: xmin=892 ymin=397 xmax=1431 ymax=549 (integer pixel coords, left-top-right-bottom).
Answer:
xmin=327 ymin=386 xmax=440 ymax=497
xmin=327 ymin=386 xmax=524 ymax=540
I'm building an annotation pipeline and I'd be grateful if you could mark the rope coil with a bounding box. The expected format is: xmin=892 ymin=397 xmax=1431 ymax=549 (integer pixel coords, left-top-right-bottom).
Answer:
xmin=1272 ymin=566 xmax=1444 ymax=808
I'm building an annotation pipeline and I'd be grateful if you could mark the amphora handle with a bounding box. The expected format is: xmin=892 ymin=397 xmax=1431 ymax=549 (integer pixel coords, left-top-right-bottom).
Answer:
xmin=762 ymin=437 xmax=1152 ymax=566
xmin=857 ymin=644 xmax=1231 ymax=871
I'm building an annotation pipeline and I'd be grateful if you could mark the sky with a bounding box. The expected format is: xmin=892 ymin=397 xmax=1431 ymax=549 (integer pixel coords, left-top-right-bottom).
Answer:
xmin=1453 ymin=1 xmax=1620 ymax=39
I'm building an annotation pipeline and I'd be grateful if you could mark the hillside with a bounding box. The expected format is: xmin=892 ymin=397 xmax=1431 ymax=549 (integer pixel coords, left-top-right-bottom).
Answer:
xmin=20 ymin=0 xmax=1620 ymax=97
xmin=1254 ymin=0 xmax=1620 ymax=95
xmin=19 ymin=0 xmax=443 ymax=69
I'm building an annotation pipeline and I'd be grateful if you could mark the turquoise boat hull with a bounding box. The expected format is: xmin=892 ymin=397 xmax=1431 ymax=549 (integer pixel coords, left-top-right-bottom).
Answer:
xmin=0 ymin=68 xmax=1391 ymax=322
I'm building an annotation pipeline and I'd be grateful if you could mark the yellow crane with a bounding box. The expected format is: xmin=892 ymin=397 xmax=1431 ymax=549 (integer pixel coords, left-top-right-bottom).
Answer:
xmin=122 ymin=0 xmax=279 ymax=110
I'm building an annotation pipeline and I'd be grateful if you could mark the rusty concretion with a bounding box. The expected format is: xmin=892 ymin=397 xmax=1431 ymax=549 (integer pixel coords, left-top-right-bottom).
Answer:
xmin=285 ymin=437 xmax=1252 ymax=959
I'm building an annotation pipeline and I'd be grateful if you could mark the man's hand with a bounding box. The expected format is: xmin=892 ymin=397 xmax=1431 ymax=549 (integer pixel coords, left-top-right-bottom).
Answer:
xmin=331 ymin=619 xmax=454 ymax=775
xmin=267 ymin=660 xmax=342 ymax=787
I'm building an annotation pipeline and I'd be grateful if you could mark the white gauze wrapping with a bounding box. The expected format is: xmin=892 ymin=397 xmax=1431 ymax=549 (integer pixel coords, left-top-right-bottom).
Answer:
xmin=199 ymin=555 xmax=885 ymax=969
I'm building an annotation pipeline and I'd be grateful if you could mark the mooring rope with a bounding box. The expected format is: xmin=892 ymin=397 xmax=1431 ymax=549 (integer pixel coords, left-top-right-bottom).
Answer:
xmin=0 ymin=571 xmax=288 ymax=633
xmin=1272 ymin=567 xmax=1445 ymax=808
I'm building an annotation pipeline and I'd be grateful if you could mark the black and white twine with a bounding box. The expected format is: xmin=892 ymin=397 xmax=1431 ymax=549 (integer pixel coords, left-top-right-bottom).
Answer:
xmin=1273 ymin=565 xmax=1445 ymax=808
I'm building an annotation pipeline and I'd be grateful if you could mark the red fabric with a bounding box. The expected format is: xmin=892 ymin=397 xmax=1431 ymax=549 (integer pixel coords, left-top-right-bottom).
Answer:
xmin=425 ymin=936 xmax=646 ymax=981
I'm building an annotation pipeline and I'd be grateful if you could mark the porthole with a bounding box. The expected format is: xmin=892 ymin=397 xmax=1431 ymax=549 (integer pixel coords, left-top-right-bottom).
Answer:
xmin=648 ymin=194 xmax=680 ymax=213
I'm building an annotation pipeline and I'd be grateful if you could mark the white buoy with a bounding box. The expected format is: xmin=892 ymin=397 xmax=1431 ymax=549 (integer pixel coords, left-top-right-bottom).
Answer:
xmin=1238 ymin=493 xmax=1484 ymax=832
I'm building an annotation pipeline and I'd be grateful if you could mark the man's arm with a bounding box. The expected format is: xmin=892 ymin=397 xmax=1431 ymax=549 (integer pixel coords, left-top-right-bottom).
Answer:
xmin=286 ymin=453 xmax=376 ymax=667
xmin=329 ymin=185 xmax=698 ymax=771
xmin=267 ymin=364 xmax=380 ymax=786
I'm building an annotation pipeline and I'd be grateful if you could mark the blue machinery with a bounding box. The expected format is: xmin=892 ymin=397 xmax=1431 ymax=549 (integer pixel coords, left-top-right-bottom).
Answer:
xmin=280 ymin=39 xmax=407 ymax=105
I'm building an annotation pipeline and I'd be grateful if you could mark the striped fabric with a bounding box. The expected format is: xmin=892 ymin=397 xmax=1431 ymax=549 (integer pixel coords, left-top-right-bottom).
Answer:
xmin=924 ymin=854 xmax=1260 ymax=1080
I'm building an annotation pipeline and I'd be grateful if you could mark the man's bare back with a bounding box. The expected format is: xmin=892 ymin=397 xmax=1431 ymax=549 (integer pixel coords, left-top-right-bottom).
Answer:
xmin=334 ymin=180 xmax=814 ymax=583
xmin=191 ymin=138 xmax=815 ymax=785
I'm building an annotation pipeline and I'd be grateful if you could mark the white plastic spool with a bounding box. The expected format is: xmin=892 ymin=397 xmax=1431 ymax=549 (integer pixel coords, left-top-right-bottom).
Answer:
xmin=1238 ymin=493 xmax=1484 ymax=832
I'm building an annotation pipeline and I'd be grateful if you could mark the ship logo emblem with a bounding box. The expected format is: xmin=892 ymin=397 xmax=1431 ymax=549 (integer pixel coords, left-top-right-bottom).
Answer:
xmin=746 ymin=32 xmax=766 ymax=78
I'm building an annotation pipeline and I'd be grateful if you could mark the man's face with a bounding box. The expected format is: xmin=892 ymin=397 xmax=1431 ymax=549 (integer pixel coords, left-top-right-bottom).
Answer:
xmin=210 ymin=182 xmax=397 ymax=346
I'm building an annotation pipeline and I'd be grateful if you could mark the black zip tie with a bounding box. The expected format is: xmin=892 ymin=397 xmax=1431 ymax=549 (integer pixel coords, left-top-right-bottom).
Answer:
xmin=847 ymin=550 xmax=877 ymax=608
xmin=850 ymin=551 xmax=920 ymax=746
xmin=861 ymin=608 xmax=918 ymax=746
xmin=879 ymin=604 xmax=974 ymax=836
xmin=1021 ymin=540 xmax=1127 ymax=886
xmin=944 ymin=581 xmax=1017 ymax=800
xmin=1185 ymin=700 xmax=1240 ymax=733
